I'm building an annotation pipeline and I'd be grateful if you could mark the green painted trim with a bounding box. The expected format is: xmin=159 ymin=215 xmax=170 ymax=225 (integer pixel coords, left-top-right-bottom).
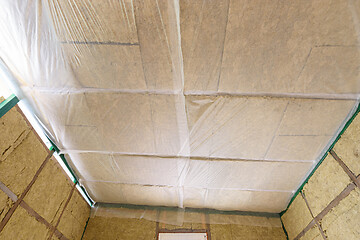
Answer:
xmin=280 ymin=217 xmax=289 ymax=240
xmin=280 ymin=101 xmax=360 ymax=217
xmin=46 ymin=136 xmax=60 ymax=153
xmin=80 ymin=216 xmax=90 ymax=240
xmin=58 ymin=154 xmax=95 ymax=205
xmin=0 ymin=92 xmax=95 ymax=207
xmin=45 ymin=137 xmax=75 ymax=181
xmin=0 ymin=94 xmax=19 ymax=118
xmin=96 ymin=202 xmax=280 ymax=218
xmin=79 ymin=184 xmax=95 ymax=207
xmin=45 ymin=137 xmax=95 ymax=206
xmin=59 ymin=154 xmax=78 ymax=184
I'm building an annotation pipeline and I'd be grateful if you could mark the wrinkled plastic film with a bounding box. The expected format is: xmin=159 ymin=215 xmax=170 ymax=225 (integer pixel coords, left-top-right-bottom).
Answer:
xmin=0 ymin=0 xmax=360 ymax=220
xmin=91 ymin=203 xmax=282 ymax=227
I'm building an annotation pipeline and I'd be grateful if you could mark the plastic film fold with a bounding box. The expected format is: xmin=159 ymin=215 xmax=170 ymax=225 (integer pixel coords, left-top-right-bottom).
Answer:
xmin=0 ymin=0 xmax=360 ymax=221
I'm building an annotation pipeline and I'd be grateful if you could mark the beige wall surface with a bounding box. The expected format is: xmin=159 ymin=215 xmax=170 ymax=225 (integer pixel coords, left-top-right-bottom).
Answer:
xmin=282 ymin=112 xmax=360 ymax=240
xmin=83 ymin=216 xmax=286 ymax=240
xmin=0 ymin=98 xmax=90 ymax=239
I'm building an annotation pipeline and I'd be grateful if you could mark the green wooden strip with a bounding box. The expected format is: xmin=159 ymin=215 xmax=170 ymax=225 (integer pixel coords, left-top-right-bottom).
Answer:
xmin=59 ymin=154 xmax=78 ymax=184
xmin=0 ymin=94 xmax=19 ymax=118
xmin=79 ymin=185 xmax=95 ymax=206
xmin=80 ymin=217 xmax=90 ymax=240
xmin=46 ymin=136 xmax=60 ymax=153
xmin=58 ymin=153 xmax=95 ymax=205
xmin=46 ymin=136 xmax=94 ymax=206
xmin=280 ymin=217 xmax=289 ymax=240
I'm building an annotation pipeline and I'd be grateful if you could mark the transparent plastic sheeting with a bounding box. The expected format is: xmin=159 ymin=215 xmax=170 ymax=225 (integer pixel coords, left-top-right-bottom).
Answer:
xmin=0 ymin=0 xmax=360 ymax=215
xmin=92 ymin=204 xmax=282 ymax=228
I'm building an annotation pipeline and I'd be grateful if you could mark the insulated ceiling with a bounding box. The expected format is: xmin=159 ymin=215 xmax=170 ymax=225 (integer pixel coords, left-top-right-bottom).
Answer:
xmin=0 ymin=0 xmax=360 ymax=213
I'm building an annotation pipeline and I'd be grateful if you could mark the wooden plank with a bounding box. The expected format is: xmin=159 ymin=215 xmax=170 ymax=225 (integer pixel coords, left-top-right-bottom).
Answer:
xmin=0 ymin=94 xmax=19 ymax=119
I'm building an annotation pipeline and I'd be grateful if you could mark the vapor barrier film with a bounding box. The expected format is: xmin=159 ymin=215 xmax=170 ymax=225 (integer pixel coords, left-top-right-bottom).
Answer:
xmin=0 ymin=0 xmax=359 ymax=225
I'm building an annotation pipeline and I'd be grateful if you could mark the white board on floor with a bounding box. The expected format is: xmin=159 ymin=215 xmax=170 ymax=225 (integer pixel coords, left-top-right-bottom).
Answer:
xmin=158 ymin=232 xmax=207 ymax=240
